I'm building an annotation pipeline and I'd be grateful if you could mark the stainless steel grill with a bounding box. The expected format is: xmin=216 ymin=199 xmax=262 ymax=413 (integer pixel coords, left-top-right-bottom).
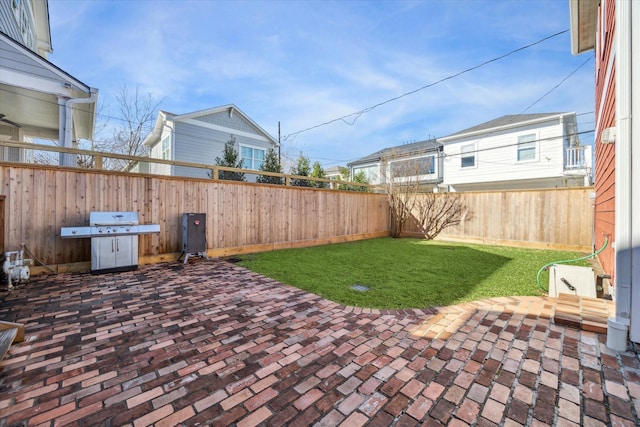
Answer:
xmin=61 ymin=212 xmax=160 ymax=273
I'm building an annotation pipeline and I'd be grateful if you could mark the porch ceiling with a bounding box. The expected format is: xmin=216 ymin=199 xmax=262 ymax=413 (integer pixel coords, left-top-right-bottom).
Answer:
xmin=0 ymin=85 xmax=59 ymax=140
xmin=0 ymin=32 xmax=97 ymax=142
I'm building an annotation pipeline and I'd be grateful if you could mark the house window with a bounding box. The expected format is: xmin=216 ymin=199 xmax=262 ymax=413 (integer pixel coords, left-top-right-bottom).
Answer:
xmin=240 ymin=146 xmax=265 ymax=170
xmin=353 ymin=165 xmax=379 ymax=184
xmin=161 ymin=136 xmax=170 ymax=160
xmin=13 ymin=0 xmax=20 ymax=19
xmin=0 ymin=147 xmax=20 ymax=162
xmin=461 ymin=144 xmax=475 ymax=168
xmin=19 ymin=7 xmax=34 ymax=50
xmin=7 ymin=147 xmax=20 ymax=162
xmin=21 ymin=9 xmax=27 ymax=35
xmin=390 ymin=156 xmax=435 ymax=177
xmin=517 ymin=134 xmax=536 ymax=161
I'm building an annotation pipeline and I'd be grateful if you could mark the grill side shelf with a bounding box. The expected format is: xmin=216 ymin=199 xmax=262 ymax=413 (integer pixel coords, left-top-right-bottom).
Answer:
xmin=60 ymin=227 xmax=92 ymax=239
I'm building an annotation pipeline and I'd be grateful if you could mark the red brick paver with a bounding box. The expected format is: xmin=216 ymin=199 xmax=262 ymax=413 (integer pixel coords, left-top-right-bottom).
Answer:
xmin=0 ymin=260 xmax=638 ymax=426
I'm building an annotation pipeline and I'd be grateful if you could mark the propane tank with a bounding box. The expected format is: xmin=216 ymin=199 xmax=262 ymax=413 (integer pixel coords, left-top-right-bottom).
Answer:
xmin=3 ymin=244 xmax=31 ymax=291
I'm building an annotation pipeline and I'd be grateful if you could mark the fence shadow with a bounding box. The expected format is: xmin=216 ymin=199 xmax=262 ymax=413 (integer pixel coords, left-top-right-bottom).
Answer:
xmin=385 ymin=241 xmax=513 ymax=308
xmin=237 ymin=238 xmax=513 ymax=309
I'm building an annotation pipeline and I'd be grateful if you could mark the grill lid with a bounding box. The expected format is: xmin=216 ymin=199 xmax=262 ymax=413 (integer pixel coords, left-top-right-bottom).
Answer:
xmin=90 ymin=211 xmax=139 ymax=226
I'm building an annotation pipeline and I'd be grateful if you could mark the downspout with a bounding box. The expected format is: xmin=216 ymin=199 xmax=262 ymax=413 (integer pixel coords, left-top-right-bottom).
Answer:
xmin=608 ymin=0 xmax=632 ymax=351
xmin=59 ymin=88 xmax=99 ymax=167
xmin=629 ymin=0 xmax=640 ymax=344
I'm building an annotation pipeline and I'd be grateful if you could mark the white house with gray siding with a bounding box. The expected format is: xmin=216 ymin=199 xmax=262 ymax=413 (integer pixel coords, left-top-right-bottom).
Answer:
xmin=141 ymin=105 xmax=278 ymax=179
xmin=439 ymin=113 xmax=592 ymax=191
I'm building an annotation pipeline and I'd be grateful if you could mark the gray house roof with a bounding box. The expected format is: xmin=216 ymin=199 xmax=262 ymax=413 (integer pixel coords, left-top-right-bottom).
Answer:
xmin=441 ymin=113 xmax=569 ymax=141
xmin=348 ymin=139 xmax=441 ymax=167
xmin=143 ymin=104 xmax=277 ymax=148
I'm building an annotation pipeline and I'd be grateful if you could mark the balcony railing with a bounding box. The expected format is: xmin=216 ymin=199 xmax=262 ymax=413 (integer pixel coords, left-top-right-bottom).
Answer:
xmin=565 ymin=145 xmax=590 ymax=170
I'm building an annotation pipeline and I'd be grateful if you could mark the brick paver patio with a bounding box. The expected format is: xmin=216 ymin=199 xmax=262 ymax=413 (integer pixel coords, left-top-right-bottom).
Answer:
xmin=0 ymin=260 xmax=639 ymax=426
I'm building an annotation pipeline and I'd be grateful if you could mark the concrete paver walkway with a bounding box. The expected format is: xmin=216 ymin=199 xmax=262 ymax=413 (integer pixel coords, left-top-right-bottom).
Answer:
xmin=0 ymin=260 xmax=639 ymax=426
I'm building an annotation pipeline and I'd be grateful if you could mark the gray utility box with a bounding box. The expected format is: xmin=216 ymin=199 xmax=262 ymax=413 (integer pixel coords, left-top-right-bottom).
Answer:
xmin=178 ymin=213 xmax=209 ymax=263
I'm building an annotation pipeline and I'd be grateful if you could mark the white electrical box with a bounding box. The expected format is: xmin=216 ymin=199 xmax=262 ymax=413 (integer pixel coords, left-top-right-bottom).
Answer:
xmin=548 ymin=264 xmax=596 ymax=298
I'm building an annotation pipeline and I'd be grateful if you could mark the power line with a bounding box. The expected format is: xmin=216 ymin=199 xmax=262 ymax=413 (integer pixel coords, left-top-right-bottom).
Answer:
xmin=3 ymin=25 xmax=590 ymax=170
xmin=282 ymin=29 xmax=570 ymax=142
xmin=318 ymin=56 xmax=595 ymax=168
xmin=314 ymin=123 xmax=595 ymax=166
xmin=311 ymin=55 xmax=594 ymax=168
xmin=518 ymin=55 xmax=594 ymax=115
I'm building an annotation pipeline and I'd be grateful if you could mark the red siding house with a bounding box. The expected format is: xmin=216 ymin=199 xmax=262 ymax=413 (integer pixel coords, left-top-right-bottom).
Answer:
xmin=570 ymin=0 xmax=640 ymax=348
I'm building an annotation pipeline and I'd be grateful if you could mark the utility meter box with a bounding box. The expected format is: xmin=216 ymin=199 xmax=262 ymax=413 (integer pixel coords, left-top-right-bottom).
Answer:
xmin=548 ymin=264 xmax=596 ymax=298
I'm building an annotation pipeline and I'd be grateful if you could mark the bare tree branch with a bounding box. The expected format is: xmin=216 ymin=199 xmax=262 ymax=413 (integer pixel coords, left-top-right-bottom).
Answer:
xmin=415 ymin=193 xmax=468 ymax=239
xmin=380 ymin=150 xmax=424 ymax=237
xmin=381 ymin=149 xmax=468 ymax=239
xmin=92 ymin=85 xmax=162 ymax=170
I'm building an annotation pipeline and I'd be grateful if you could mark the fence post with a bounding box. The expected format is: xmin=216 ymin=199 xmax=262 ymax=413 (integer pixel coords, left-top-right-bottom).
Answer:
xmin=94 ymin=155 xmax=103 ymax=170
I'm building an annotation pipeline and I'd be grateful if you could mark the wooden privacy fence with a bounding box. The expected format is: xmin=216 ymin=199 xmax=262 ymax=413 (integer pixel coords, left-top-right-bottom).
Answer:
xmin=402 ymin=188 xmax=594 ymax=251
xmin=0 ymin=164 xmax=389 ymax=272
xmin=0 ymin=163 xmax=594 ymax=273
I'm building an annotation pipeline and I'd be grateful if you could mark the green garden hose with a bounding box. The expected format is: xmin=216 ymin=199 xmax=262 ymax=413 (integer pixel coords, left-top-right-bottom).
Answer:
xmin=536 ymin=237 xmax=609 ymax=292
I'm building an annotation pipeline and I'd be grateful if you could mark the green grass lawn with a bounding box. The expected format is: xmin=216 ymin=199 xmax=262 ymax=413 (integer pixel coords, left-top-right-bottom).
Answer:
xmin=235 ymin=237 xmax=591 ymax=309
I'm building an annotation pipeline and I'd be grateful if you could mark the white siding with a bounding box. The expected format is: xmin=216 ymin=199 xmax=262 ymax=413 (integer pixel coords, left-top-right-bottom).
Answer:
xmin=148 ymin=128 xmax=172 ymax=176
xmin=442 ymin=119 xmax=566 ymax=190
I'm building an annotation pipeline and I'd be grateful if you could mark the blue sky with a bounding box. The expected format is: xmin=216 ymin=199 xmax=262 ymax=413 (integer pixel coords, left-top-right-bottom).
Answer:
xmin=48 ymin=0 xmax=595 ymax=168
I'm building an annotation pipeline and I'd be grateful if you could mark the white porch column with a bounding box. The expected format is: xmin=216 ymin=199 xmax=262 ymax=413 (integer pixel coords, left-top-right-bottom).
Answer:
xmin=57 ymin=96 xmax=74 ymax=167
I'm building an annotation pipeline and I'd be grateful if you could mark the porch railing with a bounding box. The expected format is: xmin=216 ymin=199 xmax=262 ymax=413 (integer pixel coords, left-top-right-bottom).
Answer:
xmin=565 ymin=145 xmax=589 ymax=169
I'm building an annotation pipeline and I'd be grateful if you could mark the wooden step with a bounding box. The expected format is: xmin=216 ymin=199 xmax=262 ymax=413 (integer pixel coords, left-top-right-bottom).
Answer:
xmin=0 ymin=327 xmax=18 ymax=362
xmin=0 ymin=321 xmax=24 ymax=343
xmin=553 ymin=293 xmax=614 ymax=333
